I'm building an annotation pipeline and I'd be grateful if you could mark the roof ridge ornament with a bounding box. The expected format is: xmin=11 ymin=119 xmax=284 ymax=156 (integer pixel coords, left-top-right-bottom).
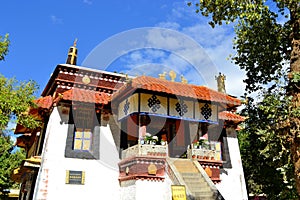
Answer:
xmin=159 ymin=72 xmax=166 ymax=80
xmin=169 ymin=70 xmax=176 ymax=82
xmin=181 ymin=75 xmax=188 ymax=84
xmin=215 ymin=72 xmax=226 ymax=93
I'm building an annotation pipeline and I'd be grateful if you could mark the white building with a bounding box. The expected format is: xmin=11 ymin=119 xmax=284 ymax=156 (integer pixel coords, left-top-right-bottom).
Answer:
xmin=12 ymin=43 xmax=248 ymax=200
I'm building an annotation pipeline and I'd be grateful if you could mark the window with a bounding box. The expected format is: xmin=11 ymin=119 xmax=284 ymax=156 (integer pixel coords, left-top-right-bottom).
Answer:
xmin=65 ymin=105 xmax=100 ymax=159
xmin=74 ymin=128 xmax=92 ymax=151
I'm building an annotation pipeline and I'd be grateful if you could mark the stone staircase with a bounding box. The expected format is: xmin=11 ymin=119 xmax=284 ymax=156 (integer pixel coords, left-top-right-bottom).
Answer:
xmin=172 ymin=159 xmax=222 ymax=200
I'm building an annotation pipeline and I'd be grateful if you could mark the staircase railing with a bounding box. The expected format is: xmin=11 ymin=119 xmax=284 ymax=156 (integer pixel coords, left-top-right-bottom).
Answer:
xmin=192 ymin=160 xmax=224 ymax=200
xmin=166 ymin=158 xmax=194 ymax=199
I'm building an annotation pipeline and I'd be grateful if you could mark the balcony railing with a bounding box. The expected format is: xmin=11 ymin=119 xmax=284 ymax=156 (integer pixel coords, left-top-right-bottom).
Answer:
xmin=121 ymin=143 xmax=168 ymax=159
xmin=187 ymin=141 xmax=222 ymax=161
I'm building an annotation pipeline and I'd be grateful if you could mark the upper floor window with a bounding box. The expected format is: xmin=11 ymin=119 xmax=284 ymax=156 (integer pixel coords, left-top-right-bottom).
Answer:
xmin=74 ymin=128 xmax=92 ymax=151
xmin=65 ymin=104 xmax=100 ymax=159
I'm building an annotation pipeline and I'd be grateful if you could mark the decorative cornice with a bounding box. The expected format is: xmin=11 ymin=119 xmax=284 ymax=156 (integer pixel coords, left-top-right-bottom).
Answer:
xmin=118 ymin=156 xmax=166 ymax=183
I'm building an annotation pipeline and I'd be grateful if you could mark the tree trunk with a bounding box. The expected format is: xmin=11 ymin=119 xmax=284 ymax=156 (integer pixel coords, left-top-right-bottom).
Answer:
xmin=288 ymin=4 xmax=300 ymax=195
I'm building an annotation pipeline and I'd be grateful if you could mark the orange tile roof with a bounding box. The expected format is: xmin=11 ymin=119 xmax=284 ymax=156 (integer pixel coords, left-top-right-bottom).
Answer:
xmin=34 ymin=96 xmax=53 ymax=109
xmin=218 ymin=111 xmax=245 ymax=122
xmin=113 ymin=76 xmax=241 ymax=106
xmin=61 ymin=88 xmax=111 ymax=104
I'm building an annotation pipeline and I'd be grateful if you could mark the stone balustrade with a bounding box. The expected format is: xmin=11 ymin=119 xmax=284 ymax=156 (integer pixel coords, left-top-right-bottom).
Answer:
xmin=187 ymin=141 xmax=222 ymax=161
xmin=121 ymin=144 xmax=168 ymax=159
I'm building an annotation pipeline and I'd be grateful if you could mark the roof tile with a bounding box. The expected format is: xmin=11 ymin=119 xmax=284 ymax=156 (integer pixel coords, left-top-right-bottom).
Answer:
xmin=115 ymin=76 xmax=241 ymax=106
xmin=219 ymin=111 xmax=245 ymax=122
xmin=61 ymin=88 xmax=111 ymax=104
xmin=34 ymin=96 xmax=53 ymax=109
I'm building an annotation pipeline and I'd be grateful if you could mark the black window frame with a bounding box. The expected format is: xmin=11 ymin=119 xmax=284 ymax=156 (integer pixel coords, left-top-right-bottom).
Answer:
xmin=64 ymin=105 xmax=100 ymax=159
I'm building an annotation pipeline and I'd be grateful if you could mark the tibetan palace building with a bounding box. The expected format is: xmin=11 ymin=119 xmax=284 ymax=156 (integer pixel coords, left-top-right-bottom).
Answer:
xmin=11 ymin=43 xmax=248 ymax=200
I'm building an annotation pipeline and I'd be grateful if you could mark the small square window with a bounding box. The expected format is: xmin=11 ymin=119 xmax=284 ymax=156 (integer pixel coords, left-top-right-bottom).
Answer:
xmin=74 ymin=129 xmax=92 ymax=151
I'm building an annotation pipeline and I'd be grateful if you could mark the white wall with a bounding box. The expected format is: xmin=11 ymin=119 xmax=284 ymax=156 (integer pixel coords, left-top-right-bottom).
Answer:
xmin=33 ymin=106 xmax=121 ymax=200
xmin=216 ymin=129 xmax=248 ymax=200
xmin=119 ymin=167 xmax=173 ymax=200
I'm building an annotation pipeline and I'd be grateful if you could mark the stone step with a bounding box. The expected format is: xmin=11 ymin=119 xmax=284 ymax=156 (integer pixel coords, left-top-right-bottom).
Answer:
xmin=170 ymin=159 xmax=217 ymax=200
xmin=173 ymin=161 xmax=195 ymax=166
xmin=188 ymin=184 xmax=208 ymax=190
xmin=194 ymin=192 xmax=214 ymax=198
xmin=174 ymin=165 xmax=196 ymax=170
xmin=194 ymin=196 xmax=215 ymax=200
xmin=188 ymin=185 xmax=211 ymax=193
xmin=181 ymin=173 xmax=203 ymax=177
xmin=173 ymin=163 xmax=195 ymax=167
xmin=186 ymin=182 xmax=210 ymax=188
xmin=182 ymin=177 xmax=205 ymax=182
xmin=176 ymin=169 xmax=199 ymax=173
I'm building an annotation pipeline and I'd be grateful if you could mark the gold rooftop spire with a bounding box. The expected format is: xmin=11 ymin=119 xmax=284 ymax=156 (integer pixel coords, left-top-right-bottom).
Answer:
xmin=66 ymin=38 xmax=78 ymax=65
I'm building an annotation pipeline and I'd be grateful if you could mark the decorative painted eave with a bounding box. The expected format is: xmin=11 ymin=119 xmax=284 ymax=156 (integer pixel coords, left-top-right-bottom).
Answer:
xmin=113 ymin=76 xmax=241 ymax=107
xmin=118 ymin=156 xmax=166 ymax=183
xmin=42 ymin=64 xmax=129 ymax=97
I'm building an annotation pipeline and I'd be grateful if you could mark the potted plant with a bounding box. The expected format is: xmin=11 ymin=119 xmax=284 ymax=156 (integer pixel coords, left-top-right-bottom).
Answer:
xmin=144 ymin=133 xmax=152 ymax=144
xmin=199 ymin=137 xmax=209 ymax=149
xmin=152 ymin=136 xmax=158 ymax=145
xmin=193 ymin=141 xmax=199 ymax=149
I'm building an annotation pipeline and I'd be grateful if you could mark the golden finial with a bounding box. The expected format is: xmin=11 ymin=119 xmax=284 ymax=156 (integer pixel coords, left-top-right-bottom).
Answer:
xmin=66 ymin=39 xmax=78 ymax=65
xmin=73 ymin=38 xmax=78 ymax=47
xmin=159 ymin=72 xmax=167 ymax=80
xmin=181 ymin=75 xmax=188 ymax=84
xmin=169 ymin=70 xmax=176 ymax=82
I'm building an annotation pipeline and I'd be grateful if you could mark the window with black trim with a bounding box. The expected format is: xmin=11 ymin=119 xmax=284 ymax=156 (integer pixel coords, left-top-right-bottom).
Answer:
xmin=65 ymin=104 xmax=100 ymax=159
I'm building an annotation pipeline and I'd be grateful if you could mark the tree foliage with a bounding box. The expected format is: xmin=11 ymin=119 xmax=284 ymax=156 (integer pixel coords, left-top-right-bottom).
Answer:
xmin=239 ymin=82 xmax=298 ymax=199
xmin=0 ymin=34 xmax=39 ymax=193
xmin=0 ymin=135 xmax=25 ymax=192
xmin=0 ymin=34 xmax=40 ymax=131
xmin=0 ymin=34 xmax=9 ymax=61
xmin=0 ymin=75 xmax=40 ymax=130
xmin=188 ymin=0 xmax=300 ymax=198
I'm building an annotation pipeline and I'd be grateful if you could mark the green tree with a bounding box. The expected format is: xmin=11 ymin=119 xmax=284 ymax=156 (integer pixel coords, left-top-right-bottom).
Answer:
xmin=0 ymin=34 xmax=39 ymax=193
xmin=0 ymin=75 xmax=40 ymax=130
xmin=239 ymin=83 xmax=298 ymax=199
xmin=188 ymin=0 xmax=300 ymax=198
xmin=0 ymin=34 xmax=9 ymax=61
xmin=0 ymin=34 xmax=39 ymax=130
xmin=0 ymin=135 xmax=25 ymax=193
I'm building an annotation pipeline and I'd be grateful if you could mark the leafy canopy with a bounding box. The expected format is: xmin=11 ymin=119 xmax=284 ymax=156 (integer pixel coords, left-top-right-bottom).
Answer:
xmin=0 ymin=34 xmax=39 ymax=193
xmin=0 ymin=75 xmax=40 ymax=130
xmin=188 ymin=0 xmax=295 ymax=93
xmin=0 ymin=34 xmax=9 ymax=61
xmin=0 ymin=135 xmax=25 ymax=192
xmin=188 ymin=0 xmax=300 ymax=198
xmin=0 ymin=35 xmax=40 ymax=130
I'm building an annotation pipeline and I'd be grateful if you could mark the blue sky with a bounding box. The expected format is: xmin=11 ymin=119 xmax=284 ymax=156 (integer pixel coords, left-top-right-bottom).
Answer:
xmin=0 ymin=0 xmax=246 ymax=97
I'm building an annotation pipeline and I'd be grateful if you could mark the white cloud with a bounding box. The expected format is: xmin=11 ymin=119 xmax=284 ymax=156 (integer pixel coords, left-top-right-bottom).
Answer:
xmin=154 ymin=2 xmax=246 ymax=96
xmin=50 ymin=15 xmax=63 ymax=24
xmin=83 ymin=2 xmax=246 ymax=97
xmin=156 ymin=22 xmax=180 ymax=30
xmin=83 ymin=0 xmax=92 ymax=5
